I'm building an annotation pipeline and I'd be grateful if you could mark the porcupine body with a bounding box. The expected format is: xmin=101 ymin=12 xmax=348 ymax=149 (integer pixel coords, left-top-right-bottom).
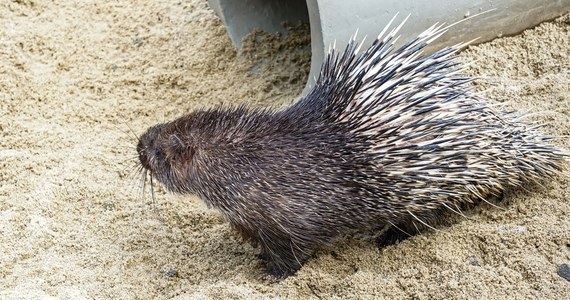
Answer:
xmin=136 ymin=16 xmax=568 ymax=277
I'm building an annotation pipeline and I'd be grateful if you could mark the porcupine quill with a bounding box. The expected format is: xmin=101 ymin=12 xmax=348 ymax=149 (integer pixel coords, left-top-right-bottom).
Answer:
xmin=135 ymin=14 xmax=568 ymax=277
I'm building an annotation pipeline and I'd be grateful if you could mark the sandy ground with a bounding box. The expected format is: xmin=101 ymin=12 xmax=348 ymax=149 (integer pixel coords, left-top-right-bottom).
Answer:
xmin=1 ymin=0 xmax=569 ymax=299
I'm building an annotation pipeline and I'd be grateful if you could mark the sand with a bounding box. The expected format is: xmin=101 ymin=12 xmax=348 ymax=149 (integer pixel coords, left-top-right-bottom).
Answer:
xmin=1 ymin=0 xmax=569 ymax=299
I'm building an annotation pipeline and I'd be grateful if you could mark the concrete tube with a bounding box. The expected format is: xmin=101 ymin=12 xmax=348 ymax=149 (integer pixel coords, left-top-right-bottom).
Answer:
xmin=207 ymin=0 xmax=309 ymax=49
xmin=208 ymin=0 xmax=570 ymax=94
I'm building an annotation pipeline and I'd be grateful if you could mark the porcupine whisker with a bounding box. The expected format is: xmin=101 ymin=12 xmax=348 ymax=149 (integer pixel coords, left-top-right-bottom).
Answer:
xmin=116 ymin=143 xmax=141 ymax=156
xmin=149 ymin=174 xmax=159 ymax=212
xmin=125 ymin=164 xmax=144 ymax=195
xmin=113 ymin=119 xmax=132 ymax=138
xmin=117 ymin=121 xmax=141 ymax=145
xmin=114 ymin=157 xmax=138 ymax=182
xmin=119 ymin=157 xmax=144 ymax=178
xmin=138 ymin=168 xmax=145 ymax=196
xmin=132 ymin=163 xmax=145 ymax=183
xmin=125 ymin=122 xmax=142 ymax=145
xmin=124 ymin=160 xmax=141 ymax=176
xmin=139 ymin=168 xmax=148 ymax=206
xmin=121 ymin=154 xmax=141 ymax=163
xmin=113 ymin=119 xmax=144 ymax=158
xmin=113 ymin=121 xmax=147 ymax=173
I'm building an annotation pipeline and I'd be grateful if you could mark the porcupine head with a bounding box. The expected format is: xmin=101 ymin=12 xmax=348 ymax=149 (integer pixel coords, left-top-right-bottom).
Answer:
xmin=136 ymin=15 xmax=569 ymax=278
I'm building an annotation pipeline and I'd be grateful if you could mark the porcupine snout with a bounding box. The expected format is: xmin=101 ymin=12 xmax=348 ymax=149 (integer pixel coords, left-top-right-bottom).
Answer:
xmin=136 ymin=139 xmax=151 ymax=171
xmin=137 ymin=124 xmax=167 ymax=172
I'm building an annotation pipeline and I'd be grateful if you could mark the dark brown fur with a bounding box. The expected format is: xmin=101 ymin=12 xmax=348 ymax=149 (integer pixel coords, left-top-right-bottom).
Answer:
xmin=136 ymin=19 xmax=568 ymax=277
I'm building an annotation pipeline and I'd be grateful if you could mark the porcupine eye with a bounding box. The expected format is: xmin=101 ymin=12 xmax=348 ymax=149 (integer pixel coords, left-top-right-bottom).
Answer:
xmin=154 ymin=148 xmax=165 ymax=160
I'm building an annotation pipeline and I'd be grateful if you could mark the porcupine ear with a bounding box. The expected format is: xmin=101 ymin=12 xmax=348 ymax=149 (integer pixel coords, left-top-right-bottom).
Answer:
xmin=167 ymin=134 xmax=195 ymax=167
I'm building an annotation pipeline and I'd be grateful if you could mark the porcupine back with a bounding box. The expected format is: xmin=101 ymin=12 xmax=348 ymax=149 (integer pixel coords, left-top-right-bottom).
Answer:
xmin=276 ymin=15 xmax=567 ymax=267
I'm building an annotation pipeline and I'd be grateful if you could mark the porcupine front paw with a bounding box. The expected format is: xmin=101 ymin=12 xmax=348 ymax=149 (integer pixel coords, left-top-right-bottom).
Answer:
xmin=260 ymin=243 xmax=310 ymax=278
xmin=266 ymin=261 xmax=298 ymax=278
xmin=262 ymin=251 xmax=306 ymax=278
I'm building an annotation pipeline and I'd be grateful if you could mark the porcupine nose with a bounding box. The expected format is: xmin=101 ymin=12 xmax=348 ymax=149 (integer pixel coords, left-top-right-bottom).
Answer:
xmin=137 ymin=139 xmax=151 ymax=170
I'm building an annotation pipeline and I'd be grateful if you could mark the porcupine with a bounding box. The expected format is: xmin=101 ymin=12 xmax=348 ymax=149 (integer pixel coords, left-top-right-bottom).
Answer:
xmin=136 ymin=15 xmax=568 ymax=277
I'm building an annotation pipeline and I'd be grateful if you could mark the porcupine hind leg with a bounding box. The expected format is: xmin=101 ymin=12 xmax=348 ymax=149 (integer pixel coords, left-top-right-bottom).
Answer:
xmin=377 ymin=226 xmax=411 ymax=247
xmin=264 ymin=242 xmax=315 ymax=277
xmin=376 ymin=187 xmax=507 ymax=248
xmin=376 ymin=208 xmax=447 ymax=248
